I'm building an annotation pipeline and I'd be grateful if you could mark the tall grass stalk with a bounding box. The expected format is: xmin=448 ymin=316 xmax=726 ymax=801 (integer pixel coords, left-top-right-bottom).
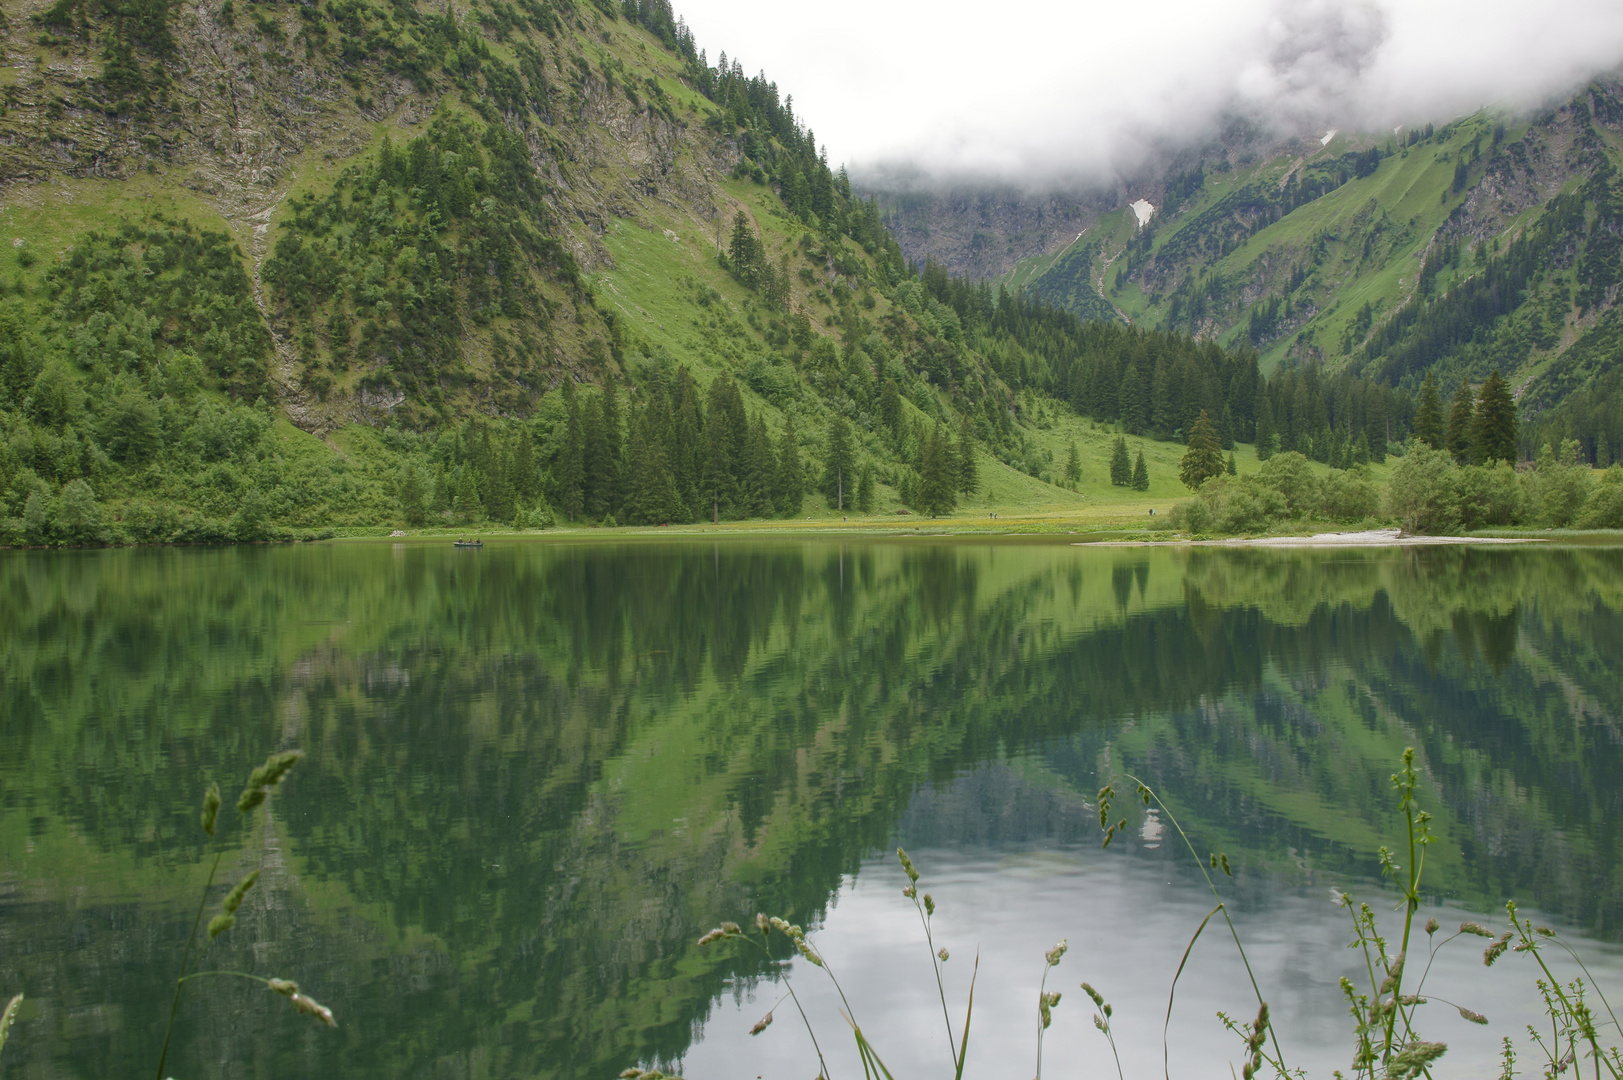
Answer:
xmin=682 ymin=747 xmax=1620 ymax=1080
xmin=152 ymin=750 xmax=335 ymax=1080
xmin=1099 ymin=777 xmax=1291 ymax=1078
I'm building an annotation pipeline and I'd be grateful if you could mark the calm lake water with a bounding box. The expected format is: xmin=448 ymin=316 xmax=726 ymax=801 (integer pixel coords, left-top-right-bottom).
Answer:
xmin=2 ymin=539 xmax=1622 ymax=1079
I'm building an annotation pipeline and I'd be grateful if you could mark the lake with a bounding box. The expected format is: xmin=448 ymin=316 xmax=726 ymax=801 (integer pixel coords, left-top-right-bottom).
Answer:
xmin=2 ymin=538 xmax=1621 ymax=1079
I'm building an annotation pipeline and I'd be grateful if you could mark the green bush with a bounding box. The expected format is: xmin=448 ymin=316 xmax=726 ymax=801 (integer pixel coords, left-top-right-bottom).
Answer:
xmin=1317 ymin=465 xmax=1381 ymax=521
xmin=1457 ymin=461 xmax=1524 ymax=529
xmin=1576 ymin=465 xmax=1623 ymax=528
xmin=1386 ymin=446 xmax=1461 ymax=534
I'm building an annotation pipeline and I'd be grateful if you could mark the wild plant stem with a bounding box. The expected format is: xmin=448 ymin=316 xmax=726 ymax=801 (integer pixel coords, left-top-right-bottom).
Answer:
xmin=743 ymin=935 xmax=829 ymax=1080
xmin=1126 ymin=774 xmax=1289 ymax=1075
xmin=910 ymin=898 xmax=957 ymax=1071
xmin=153 ymin=845 xmax=223 ymax=1080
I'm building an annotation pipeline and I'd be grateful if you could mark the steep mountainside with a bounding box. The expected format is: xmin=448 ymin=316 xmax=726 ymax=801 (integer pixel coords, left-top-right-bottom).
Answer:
xmin=5 ymin=0 xmax=1251 ymax=540
xmin=872 ymin=81 xmax=1623 ymax=458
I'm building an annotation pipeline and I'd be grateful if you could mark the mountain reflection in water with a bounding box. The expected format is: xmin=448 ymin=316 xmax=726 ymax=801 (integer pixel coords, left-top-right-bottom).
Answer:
xmin=0 ymin=540 xmax=1620 ymax=1079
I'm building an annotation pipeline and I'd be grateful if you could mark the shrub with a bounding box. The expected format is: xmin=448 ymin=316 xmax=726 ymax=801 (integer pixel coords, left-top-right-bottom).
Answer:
xmin=1457 ymin=461 xmax=1524 ymax=529
xmin=1255 ymin=451 xmax=1315 ymax=515
xmin=1525 ymin=440 xmax=1595 ymax=527
xmin=1576 ymin=465 xmax=1623 ymax=528
xmin=1318 ymin=466 xmax=1381 ymax=521
xmin=1386 ymin=446 xmax=1460 ymax=534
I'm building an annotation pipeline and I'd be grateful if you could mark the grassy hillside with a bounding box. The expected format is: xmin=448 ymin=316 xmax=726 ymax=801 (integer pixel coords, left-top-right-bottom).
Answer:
xmin=998 ymin=86 xmax=1623 ymax=460
xmin=3 ymin=0 xmax=1284 ymax=542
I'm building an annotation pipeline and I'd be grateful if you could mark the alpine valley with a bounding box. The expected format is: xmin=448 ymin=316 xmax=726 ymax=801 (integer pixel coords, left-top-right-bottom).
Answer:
xmin=0 ymin=0 xmax=1621 ymax=542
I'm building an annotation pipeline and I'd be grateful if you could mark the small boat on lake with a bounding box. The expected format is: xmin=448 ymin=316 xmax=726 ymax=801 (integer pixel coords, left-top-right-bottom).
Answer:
xmin=453 ymin=539 xmax=483 ymax=548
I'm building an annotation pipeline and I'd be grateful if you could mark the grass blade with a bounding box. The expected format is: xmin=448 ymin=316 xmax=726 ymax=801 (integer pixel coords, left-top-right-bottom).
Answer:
xmin=1166 ymin=904 xmax=1223 ymax=1080
xmin=955 ymin=951 xmax=979 ymax=1080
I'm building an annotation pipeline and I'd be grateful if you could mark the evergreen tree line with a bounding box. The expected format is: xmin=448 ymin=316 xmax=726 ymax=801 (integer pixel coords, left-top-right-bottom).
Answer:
xmin=395 ymin=366 xmax=985 ymax=527
xmin=1253 ymin=366 xmax=1414 ymax=467
xmin=1408 ymin=369 xmax=1519 ymax=466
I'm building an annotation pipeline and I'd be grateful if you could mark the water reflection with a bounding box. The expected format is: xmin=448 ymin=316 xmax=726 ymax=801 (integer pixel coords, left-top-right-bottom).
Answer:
xmin=0 ymin=540 xmax=1621 ymax=1078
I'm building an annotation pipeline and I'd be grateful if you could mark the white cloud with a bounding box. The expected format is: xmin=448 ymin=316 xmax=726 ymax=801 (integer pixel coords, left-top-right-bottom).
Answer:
xmin=671 ymin=0 xmax=1623 ymax=186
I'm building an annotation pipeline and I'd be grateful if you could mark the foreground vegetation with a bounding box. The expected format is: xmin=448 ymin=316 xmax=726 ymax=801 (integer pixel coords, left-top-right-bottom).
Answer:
xmin=682 ymin=750 xmax=1622 ymax=1080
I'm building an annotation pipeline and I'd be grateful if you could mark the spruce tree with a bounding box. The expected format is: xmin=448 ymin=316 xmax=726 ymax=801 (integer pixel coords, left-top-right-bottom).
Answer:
xmin=1447 ymin=380 xmax=1476 ymax=464
xmin=1065 ymin=441 xmax=1082 ymax=484
xmin=1226 ymin=452 xmax=1238 ymax=476
xmin=956 ymin=413 xmax=978 ymax=495
xmin=398 ymin=463 xmax=427 ymax=525
xmin=626 ymin=400 xmax=682 ymax=525
xmin=601 ymin=377 xmax=625 ymax=512
xmin=1109 ymin=435 xmax=1131 ymax=486
xmin=1472 ymin=369 xmax=1517 ymax=464
xmin=1178 ymin=409 xmax=1225 ymax=490
xmin=775 ymin=413 xmax=804 ymax=515
xmin=583 ymin=391 xmax=612 ymax=519
xmin=880 ymin=379 xmax=902 ymax=441
xmin=743 ymin=413 xmax=775 ymax=516
xmin=1413 ymin=371 xmax=1444 ymax=449
xmin=857 ymin=462 xmax=875 ymax=513
xmin=1132 ymin=448 xmax=1149 ymax=491
xmin=454 ymin=467 xmax=482 ymax=522
xmin=557 ymin=380 xmax=585 ymax=521
xmin=919 ymin=424 xmax=957 ymax=517
xmin=822 ymin=415 xmax=854 ymax=510
xmin=1254 ymin=393 xmax=1277 ymax=461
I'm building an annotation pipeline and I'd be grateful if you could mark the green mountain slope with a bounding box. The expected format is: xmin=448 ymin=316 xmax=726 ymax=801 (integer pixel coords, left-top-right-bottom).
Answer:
xmin=1 ymin=0 xmax=1270 ymax=542
xmin=987 ymin=82 xmax=1623 ymax=458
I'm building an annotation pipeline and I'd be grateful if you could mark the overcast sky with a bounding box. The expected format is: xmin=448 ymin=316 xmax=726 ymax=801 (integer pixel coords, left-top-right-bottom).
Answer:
xmin=671 ymin=0 xmax=1623 ymax=187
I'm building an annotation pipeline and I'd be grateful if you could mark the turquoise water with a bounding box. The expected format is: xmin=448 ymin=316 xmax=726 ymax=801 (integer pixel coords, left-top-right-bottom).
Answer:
xmin=1 ymin=539 xmax=1621 ymax=1078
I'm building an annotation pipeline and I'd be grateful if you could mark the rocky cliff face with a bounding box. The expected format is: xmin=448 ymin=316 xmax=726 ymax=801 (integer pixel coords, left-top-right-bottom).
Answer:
xmin=0 ymin=0 xmax=741 ymax=428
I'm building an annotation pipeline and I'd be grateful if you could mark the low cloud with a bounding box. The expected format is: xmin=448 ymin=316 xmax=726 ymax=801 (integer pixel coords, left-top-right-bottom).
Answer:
xmin=674 ymin=0 xmax=1623 ymax=188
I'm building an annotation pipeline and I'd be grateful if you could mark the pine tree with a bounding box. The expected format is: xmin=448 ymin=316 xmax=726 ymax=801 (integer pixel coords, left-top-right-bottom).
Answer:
xmin=956 ymin=413 xmax=978 ymax=495
xmin=705 ymin=374 xmax=746 ymax=520
xmin=1226 ymin=452 xmax=1238 ymax=476
xmin=583 ymin=391 xmax=612 ymax=519
xmin=775 ymin=413 xmax=805 ymax=515
xmin=856 ymin=462 xmax=875 ymax=513
xmin=822 ymin=415 xmax=854 ymax=510
xmin=454 ymin=467 xmax=482 ymax=522
xmin=1065 ymin=441 xmax=1082 ymax=484
xmin=919 ymin=423 xmax=957 ymax=517
xmin=880 ymin=379 xmax=901 ymax=441
xmin=1178 ymin=409 xmax=1225 ymax=490
xmin=1413 ymin=371 xmax=1444 ymax=449
xmin=1472 ymin=369 xmax=1517 ymax=464
xmin=601 ymin=377 xmax=625 ymax=513
xmin=557 ymin=380 xmax=585 ymax=520
xmin=1447 ymin=380 xmax=1476 ymax=464
xmin=398 ymin=463 xmax=427 ymax=525
xmin=626 ymin=399 xmax=682 ymax=525
xmin=1254 ymin=392 xmax=1276 ymax=461
xmin=1132 ymin=448 xmax=1149 ymax=491
xmin=1119 ymin=361 xmax=1149 ymax=435
xmin=1109 ymin=436 xmax=1131 ymax=486
xmin=743 ymin=412 xmax=775 ymax=516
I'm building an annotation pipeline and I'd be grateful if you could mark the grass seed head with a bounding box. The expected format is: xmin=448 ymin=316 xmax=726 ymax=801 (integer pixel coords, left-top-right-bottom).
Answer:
xmin=1484 ymin=933 xmax=1513 ymax=966
xmin=1045 ymin=939 xmax=1069 ymax=966
xmin=923 ymin=893 xmax=935 ymax=916
xmin=937 ymin=947 xmax=949 ymax=962
xmin=756 ymin=913 xmax=770 ymax=935
xmin=697 ymin=929 xmax=725 ymax=946
xmin=207 ymin=914 xmax=236 ymax=940
xmin=1458 ymin=1007 xmax=1489 ymax=1025
xmin=288 ymin=991 xmax=336 ymax=1027
xmin=1425 ymin=917 xmax=1439 ymax=936
xmin=896 ymin=848 xmax=920 ymax=883
xmin=1081 ymin=982 xmax=1104 ymax=1008
xmin=1460 ymin=922 xmax=1494 ymax=938
xmin=223 ymin=869 xmax=260 ymax=915
xmin=719 ymin=922 xmax=741 ymax=937
xmin=749 ymin=1010 xmax=773 ymax=1036
xmin=200 ymin=783 xmax=221 ymax=837
xmin=267 ymin=979 xmax=298 ymax=997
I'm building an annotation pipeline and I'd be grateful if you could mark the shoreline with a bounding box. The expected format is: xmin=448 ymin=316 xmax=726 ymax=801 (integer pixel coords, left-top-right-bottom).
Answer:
xmin=1081 ymin=528 xmax=1548 ymax=548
